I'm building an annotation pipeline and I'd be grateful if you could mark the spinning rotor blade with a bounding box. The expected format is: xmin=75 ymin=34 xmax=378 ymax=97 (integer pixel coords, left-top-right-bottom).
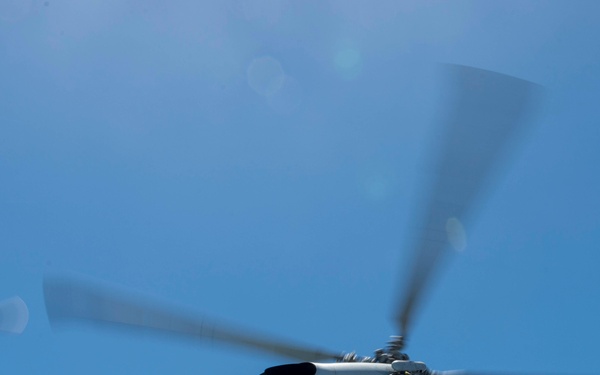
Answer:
xmin=395 ymin=65 xmax=541 ymax=340
xmin=44 ymin=276 xmax=342 ymax=362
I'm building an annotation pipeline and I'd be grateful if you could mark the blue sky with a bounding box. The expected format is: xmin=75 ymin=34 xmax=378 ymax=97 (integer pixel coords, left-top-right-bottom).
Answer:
xmin=2 ymin=1 xmax=600 ymax=374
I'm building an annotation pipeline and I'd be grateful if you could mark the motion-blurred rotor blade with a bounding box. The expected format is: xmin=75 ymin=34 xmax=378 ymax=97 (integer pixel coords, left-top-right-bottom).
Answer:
xmin=0 ymin=296 xmax=29 ymax=334
xmin=44 ymin=276 xmax=343 ymax=362
xmin=395 ymin=65 xmax=542 ymax=340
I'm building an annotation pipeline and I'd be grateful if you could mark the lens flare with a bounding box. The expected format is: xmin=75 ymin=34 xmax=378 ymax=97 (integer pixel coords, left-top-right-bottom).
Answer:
xmin=247 ymin=56 xmax=285 ymax=96
xmin=333 ymin=41 xmax=362 ymax=80
xmin=446 ymin=217 xmax=467 ymax=252
xmin=0 ymin=296 xmax=29 ymax=334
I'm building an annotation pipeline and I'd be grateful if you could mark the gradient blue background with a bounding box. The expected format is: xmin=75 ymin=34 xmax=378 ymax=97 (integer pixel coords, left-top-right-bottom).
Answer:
xmin=2 ymin=1 xmax=599 ymax=374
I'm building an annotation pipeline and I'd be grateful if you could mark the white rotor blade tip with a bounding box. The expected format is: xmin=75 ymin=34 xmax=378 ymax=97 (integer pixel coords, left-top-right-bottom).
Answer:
xmin=0 ymin=296 xmax=29 ymax=334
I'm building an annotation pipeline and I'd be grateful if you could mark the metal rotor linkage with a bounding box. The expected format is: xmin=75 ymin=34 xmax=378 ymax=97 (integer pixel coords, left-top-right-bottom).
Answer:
xmin=375 ymin=336 xmax=409 ymax=363
xmin=338 ymin=336 xmax=409 ymax=364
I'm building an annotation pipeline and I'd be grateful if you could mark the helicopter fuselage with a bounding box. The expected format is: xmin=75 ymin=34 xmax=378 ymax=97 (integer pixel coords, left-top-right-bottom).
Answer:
xmin=262 ymin=360 xmax=429 ymax=375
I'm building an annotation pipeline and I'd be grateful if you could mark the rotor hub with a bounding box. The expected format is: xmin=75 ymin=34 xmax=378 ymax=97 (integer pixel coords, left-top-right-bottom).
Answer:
xmin=375 ymin=336 xmax=409 ymax=363
xmin=338 ymin=336 xmax=409 ymax=363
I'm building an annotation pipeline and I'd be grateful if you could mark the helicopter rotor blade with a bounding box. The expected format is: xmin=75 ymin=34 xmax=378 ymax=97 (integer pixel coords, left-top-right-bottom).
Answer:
xmin=394 ymin=65 xmax=542 ymax=341
xmin=44 ymin=276 xmax=343 ymax=362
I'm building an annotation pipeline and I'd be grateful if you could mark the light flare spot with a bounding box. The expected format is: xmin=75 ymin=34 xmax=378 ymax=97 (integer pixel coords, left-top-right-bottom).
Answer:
xmin=446 ymin=217 xmax=467 ymax=252
xmin=335 ymin=48 xmax=360 ymax=69
xmin=333 ymin=41 xmax=362 ymax=80
xmin=247 ymin=56 xmax=285 ymax=96
xmin=0 ymin=296 xmax=29 ymax=334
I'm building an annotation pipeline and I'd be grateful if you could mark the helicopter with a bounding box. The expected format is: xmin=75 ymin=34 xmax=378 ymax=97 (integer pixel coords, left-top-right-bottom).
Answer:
xmin=43 ymin=64 xmax=542 ymax=375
